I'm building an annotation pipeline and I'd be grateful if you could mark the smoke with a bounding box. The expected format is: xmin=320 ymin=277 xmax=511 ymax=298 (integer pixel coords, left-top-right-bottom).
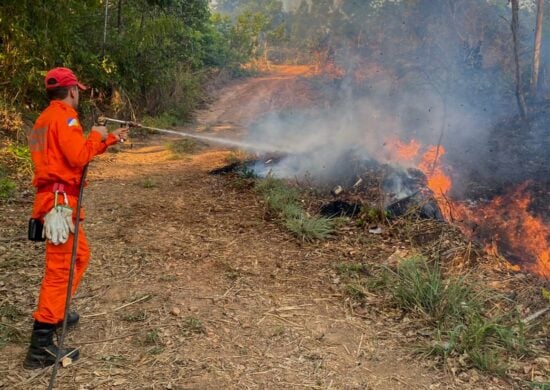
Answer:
xmin=240 ymin=0 xmax=549 ymax=201
xmin=244 ymin=67 xmax=498 ymax=197
xmin=280 ymin=0 xmax=304 ymax=12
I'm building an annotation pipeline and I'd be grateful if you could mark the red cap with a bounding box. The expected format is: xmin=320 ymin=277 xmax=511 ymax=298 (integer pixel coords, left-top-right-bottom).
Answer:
xmin=44 ymin=67 xmax=87 ymax=90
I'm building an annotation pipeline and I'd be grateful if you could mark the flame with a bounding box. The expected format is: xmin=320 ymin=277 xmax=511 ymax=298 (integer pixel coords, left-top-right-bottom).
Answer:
xmin=385 ymin=138 xmax=550 ymax=278
xmin=468 ymin=184 xmax=550 ymax=277
xmin=385 ymin=139 xmax=453 ymax=218
xmin=384 ymin=139 xmax=452 ymax=196
xmin=418 ymin=146 xmax=452 ymax=197
xmin=386 ymin=138 xmax=421 ymax=161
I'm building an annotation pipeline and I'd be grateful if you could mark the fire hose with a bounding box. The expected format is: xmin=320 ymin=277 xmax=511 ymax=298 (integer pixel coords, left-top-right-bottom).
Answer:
xmin=97 ymin=116 xmax=278 ymax=152
xmin=98 ymin=116 xmax=186 ymax=136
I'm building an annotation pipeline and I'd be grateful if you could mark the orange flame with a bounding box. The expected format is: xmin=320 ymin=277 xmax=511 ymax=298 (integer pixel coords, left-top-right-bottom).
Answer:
xmin=464 ymin=184 xmax=550 ymax=277
xmin=418 ymin=146 xmax=452 ymax=197
xmin=386 ymin=138 xmax=421 ymax=161
xmin=385 ymin=138 xmax=550 ymax=278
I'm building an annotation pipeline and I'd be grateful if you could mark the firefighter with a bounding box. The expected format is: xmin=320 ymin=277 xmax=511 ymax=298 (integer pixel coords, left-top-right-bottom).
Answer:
xmin=23 ymin=67 xmax=129 ymax=369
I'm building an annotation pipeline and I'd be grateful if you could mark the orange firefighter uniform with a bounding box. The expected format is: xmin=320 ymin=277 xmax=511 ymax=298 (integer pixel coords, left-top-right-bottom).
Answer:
xmin=28 ymin=100 xmax=118 ymax=324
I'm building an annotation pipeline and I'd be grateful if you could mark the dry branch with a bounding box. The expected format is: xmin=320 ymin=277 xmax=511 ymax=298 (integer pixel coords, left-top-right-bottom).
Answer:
xmin=81 ymin=294 xmax=151 ymax=318
xmin=522 ymin=306 xmax=550 ymax=324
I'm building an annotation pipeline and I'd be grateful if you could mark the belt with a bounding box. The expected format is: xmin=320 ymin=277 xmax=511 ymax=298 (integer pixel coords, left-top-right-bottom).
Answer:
xmin=37 ymin=182 xmax=80 ymax=197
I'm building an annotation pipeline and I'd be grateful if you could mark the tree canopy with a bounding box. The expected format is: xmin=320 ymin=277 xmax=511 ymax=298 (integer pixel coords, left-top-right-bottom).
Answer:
xmin=0 ymin=0 xmax=255 ymax=118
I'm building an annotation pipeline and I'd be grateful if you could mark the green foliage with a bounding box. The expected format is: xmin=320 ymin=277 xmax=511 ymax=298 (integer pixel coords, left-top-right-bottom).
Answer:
xmin=266 ymin=186 xmax=300 ymax=213
xmin=0 ymin=1 xmax=256 ymax=118
xmin=214 ymin=0 xmax=288 ymax=65
xmin=142 ymin=178 xmax=157 ymax=189
xmin=530 ymin=382 xmax=550 ymax=390
xmin=6 ymin=144 xmax=32 ymax=174
xmin=255 ymin=176 xmax=299 ymax=213
xmin=281 ymin=202 xmax=303 ymax=219
xmin=237 ymin=165 xmax=256 ymax=179
xmin=361 ymin=206 xmax=390 ymax=224
xmin=0 ymin=176 xmax=16 ymax=201
xmin=285 ymin=214 xmax=334 ymax=241
xmin=180 ymin=316 xmax=205 ymax=336
xmin=393 ymin=257 xmax=477 ymax=326
xmin=141 ymin=113 xmax=180 ymax=129
xmin=428 ymin=312 xmax=527 ymax=375
xmin=255 ymin=176 xmax=333 ymax=241
xmin=388 ymin=257 xmax=528 ymax=374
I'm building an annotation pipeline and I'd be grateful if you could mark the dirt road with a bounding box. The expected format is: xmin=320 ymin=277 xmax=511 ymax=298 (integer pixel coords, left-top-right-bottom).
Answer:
xmin=0 ymin=67 xmax=511 ymax=389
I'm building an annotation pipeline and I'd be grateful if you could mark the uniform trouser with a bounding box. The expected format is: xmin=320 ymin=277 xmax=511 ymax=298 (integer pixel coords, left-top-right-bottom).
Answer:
xmin=33 ymin=226 xmax=90 ymax=324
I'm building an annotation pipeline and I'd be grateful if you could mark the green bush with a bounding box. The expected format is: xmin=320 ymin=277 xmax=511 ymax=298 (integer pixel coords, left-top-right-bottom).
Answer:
xmin=6 ymin=144 xmax=32 ymax=174
xmin=0 ymin=177 xmax=16 ymax=201
xmin=141 ymin=113 xmax=181 ymax=129
xmin=142 ymin=178 xmax=157 ymax=189
xmin=345 ymin=283 xmax=367 ymax=301
xmin=393 ymin=257 xmax=477 ymax=326
xmin=254 ymin=176 xmax=288 ymax=197
xmin=0 ymin=1 xmax=255 ymax=119
xmin=255 ymin=176 xmax=333 ymax=241
xmin=285 ymin=214 xmax=334 ymax=241
xmin=391 ymin=257 xmax=528 ymax=374
xmin=281 ymin=202 xmax=303 ymax=219
xmin=428 ymin=313 xmax=527 ymax=375
xmin=255 ymin=176 xmax=300 ymax=213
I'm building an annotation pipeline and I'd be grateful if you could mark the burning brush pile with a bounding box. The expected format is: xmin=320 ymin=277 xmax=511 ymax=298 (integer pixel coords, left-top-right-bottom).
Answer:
xmin=214 ymin=78 xmax=549 ymax=280
xmin=219 ymin=127 xmax=549 ymax=280
xmin=383 ymin=137 xmax=550 ymax=279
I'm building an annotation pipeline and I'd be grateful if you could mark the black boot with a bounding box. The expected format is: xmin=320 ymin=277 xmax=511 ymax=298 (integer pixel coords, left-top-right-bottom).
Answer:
xmin=56 ymin=311 xmax=80 ymax=330
xmin=23 ymin=321 xmax=80 ymax=369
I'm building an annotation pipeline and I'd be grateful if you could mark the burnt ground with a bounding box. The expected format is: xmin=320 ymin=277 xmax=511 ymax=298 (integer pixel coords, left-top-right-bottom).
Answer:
xmin=0 ymin=66 xmax=548 ymax=389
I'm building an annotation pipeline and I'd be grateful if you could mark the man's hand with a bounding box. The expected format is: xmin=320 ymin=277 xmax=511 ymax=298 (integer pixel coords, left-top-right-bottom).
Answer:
xmin=111 ymin=127 xmax=129 ymax=142
xmin=91 ymin=126 xmax=108 ymax=141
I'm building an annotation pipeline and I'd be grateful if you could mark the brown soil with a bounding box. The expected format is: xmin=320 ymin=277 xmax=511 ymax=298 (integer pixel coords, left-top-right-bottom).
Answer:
xmin=0 ymin=66 xmax=547 ymax=389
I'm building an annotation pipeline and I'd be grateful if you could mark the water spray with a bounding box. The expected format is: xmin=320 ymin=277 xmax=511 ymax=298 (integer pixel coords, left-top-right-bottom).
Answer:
xmin=98 ymin=116 xmax=288 ymax=154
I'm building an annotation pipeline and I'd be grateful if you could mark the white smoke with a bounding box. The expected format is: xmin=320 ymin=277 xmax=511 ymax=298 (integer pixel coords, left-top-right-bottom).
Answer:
xmin=244 ymin=70 xmax=490 ymax=195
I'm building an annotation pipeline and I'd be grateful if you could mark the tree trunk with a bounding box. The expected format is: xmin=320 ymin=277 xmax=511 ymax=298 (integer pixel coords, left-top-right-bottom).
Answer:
xmin=117 ymin=0 xmax=123 ymax=32
xmin=264 ymin=40 xmax=270 ymax=70
xmin=530 ymin=0 xmax=544 ymax=98
xmin=102 ymin=0 xmax=109 ymax=58
xmin=511 ymin=0 xmax=528 ymax=119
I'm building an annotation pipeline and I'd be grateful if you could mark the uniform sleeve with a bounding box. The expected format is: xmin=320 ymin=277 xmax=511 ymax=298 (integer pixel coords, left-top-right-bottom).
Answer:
xmin=96 ymin=133 xmax=119 ymax=155
xmin=57 ymin=120 xmax=107 ymax=168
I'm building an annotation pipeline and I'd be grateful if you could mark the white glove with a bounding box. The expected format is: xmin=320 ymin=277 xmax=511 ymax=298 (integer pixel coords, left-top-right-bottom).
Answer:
xmin=42 ymin=206 xmax=74 ymax=245
xmin=59 ymin=206 xmax=75 ymax=235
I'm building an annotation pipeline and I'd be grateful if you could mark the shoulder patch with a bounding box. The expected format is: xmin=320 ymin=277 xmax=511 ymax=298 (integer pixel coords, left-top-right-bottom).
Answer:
xmin=67 ymin=118 xmax=80 ymax=127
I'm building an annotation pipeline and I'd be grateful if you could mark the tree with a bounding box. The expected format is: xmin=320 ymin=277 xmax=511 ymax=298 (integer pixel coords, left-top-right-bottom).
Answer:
xmin=530 ymin=0 xmax=544 ymax=98
xmin=511 ymin=0 xmax=528 ymax=119
xmin=0 ymin=0 xmax=255 ymax=117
